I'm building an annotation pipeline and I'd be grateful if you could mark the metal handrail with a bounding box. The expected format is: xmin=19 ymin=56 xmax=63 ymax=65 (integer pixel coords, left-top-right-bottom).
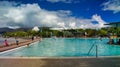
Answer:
xmin=88 ymin=41 xmax=98 ymax=58
xmin=88 ymin=42 xmax=96 ymax=55
xmin=96 ymin=45 xmax=98 ymax=58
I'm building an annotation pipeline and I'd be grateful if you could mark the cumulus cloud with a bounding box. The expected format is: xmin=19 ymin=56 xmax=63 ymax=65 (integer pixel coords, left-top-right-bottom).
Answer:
xmin=0 ymin=1 xmax=106 ymax=29
xmin=69 ymin=22 xmax=76 ymax=29
xmin=102 ymin=0 xmax=120 ymax=13
xmin=92 ymin=14 xmax=106 ymax=28
xmin=32 ymin=26 xmax=40 ymax=31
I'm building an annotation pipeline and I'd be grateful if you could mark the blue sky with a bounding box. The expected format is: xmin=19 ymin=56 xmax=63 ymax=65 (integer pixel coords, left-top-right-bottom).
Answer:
xmin=0 ymin=0 xmax=120 ymax=29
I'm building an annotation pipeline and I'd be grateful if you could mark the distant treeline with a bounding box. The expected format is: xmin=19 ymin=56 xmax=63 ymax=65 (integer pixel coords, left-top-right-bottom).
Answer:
xmin=3 ymin=27 xmax=120 ymax=38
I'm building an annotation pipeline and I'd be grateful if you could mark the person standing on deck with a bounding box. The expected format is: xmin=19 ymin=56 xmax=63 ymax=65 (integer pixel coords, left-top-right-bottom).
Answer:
xmin=32 ymin=36 xmax=34 ymax=41
xmin=4 ymin=39 xmax=9 ymax=46
xmin=16 ymin=39 xmax=19 ymax=45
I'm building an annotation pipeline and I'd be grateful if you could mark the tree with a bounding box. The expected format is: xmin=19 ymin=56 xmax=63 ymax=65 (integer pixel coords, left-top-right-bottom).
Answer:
xmin=99 ymin=29 xmax=107 ymax=37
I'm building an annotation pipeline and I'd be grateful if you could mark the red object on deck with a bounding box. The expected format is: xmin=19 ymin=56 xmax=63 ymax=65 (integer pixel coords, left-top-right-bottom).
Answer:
xmin=4 ymin=39 xmax=9 ymax=46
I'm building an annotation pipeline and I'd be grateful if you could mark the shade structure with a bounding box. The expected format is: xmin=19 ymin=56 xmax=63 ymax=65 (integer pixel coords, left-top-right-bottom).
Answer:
xmin=105 ymin=22 xmax=120 ymax=44
xmin=104 ymin=22 xmax=120 ymax=27
xmin=104 ymin=22 xmax=120 ymax=35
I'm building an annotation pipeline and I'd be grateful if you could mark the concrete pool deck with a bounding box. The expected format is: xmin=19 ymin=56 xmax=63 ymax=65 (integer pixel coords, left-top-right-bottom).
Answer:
xmin=0 ymin=57 xmax=120 ymax=67
xmin=0 ymin=38 xmax=40 ymax=52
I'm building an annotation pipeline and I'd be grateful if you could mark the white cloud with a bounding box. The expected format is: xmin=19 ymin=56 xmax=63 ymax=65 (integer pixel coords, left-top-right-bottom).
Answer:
xmin=0 ymin=1 xmax=106 ymax=29
xmin=69 ymin=22 xmax=76 ymax=29
xmin=92 ymin=14 xmax=106 ymax=28
xmin=102 ymin=0 xmax=120 ymax=13
xmin=32 ymin=26 xmax=40 ymax=31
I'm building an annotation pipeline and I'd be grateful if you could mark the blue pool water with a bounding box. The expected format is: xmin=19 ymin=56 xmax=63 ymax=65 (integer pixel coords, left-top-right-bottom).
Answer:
xmin=0 ymin=38 xmax=120 ymax=57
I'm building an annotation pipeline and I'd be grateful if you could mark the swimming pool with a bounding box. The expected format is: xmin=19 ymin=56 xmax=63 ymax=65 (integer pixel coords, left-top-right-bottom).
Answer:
xmin=0 ymin=38 xmax=120 ymax=57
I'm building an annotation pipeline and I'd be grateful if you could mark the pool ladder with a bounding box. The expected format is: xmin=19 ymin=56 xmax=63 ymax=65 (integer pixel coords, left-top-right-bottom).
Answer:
xmin=88 ymin=42 xmax=98 ymax=58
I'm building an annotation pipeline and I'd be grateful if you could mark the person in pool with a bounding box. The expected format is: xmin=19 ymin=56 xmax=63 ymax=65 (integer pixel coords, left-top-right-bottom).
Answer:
xmin=108 ymin=37 xmax=114 ymax=44
xmin=117 ymin=39 xmax=120 ymax=44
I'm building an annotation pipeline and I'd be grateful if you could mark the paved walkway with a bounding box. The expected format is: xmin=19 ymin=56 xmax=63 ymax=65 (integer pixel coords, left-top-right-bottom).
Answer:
xmin=0 ymin=39 xmax=40 ymax=52
xmin=0 ymin=57 xmax=120 ymax=67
